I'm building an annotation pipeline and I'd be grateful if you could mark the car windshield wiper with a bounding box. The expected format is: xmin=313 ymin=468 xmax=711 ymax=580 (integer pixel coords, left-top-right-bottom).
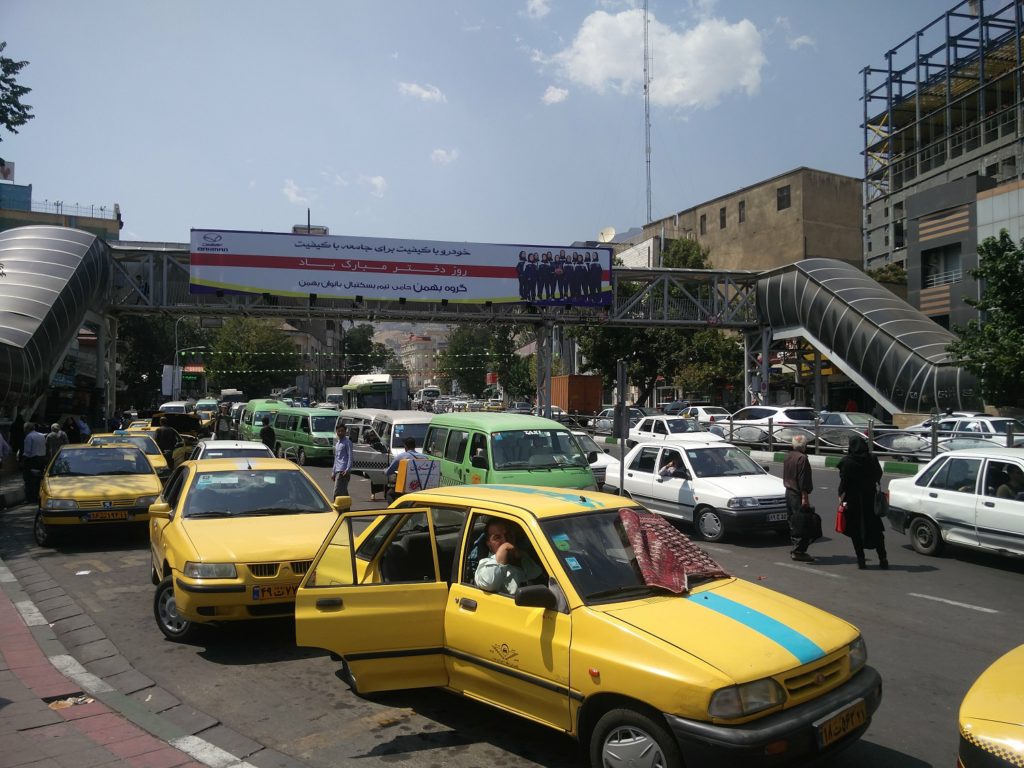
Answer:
xmin=241 ymin=507 xmax=302 ymax=516
xmin=584 ymin=584 xmax=661 ymax=601
xmin=185 ymin=511 xmax=233 ymax=518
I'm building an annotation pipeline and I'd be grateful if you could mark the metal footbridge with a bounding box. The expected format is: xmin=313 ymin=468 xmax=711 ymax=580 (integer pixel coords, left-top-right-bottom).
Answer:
xmin=0 ymin=226 xmax=981 ymax=416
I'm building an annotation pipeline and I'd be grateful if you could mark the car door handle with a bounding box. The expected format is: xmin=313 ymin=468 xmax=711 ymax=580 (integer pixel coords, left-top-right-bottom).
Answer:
xmin=928 ymin=492 xmax=937 ymax=498
xmin=316 ymin=598 xmax=343 ymax=609
xmin=457 ymin=597 xmax=477 ymax=612
xmin=983 ymin=501 xmax=995 ymax=507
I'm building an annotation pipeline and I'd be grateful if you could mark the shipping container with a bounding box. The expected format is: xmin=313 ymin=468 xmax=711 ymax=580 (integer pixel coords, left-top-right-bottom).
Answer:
xmin=551 ymin=374 xmax=604 ymax=416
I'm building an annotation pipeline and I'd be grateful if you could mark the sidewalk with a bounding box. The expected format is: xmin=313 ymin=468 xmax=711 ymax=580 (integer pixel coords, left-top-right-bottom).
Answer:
xmin=0 ymin=511 xmax=308 ymax=768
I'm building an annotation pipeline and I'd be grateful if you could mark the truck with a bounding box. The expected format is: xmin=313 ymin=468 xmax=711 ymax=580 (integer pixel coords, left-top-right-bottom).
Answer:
xmin=219 ymin=388 xmax=245 ymax=404
xmin=324 ymin=386 xmax=346 ymax=408
xmin=551 ymin=374 xmax=604 ymax=417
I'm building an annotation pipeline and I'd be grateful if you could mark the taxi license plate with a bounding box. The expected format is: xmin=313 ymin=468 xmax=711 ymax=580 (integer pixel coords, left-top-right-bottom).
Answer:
xmin=252 ymin=585 xmax=298 ymax=601
xmin=767 ymin=511 xmax=789 ymax=522
xmin=815 ymin=699 xmax=867 ymax=749
xmin=89 ymin=510 xmax=129 ymax=521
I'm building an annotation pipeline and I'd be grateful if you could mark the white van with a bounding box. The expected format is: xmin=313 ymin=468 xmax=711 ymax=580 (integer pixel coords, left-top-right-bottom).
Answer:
xmin=351 ymin=410 xmax=433 ymax=494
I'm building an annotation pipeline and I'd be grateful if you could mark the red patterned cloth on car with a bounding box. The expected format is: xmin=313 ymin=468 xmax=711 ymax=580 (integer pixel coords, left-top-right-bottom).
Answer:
xmin=618 ymin=507 xmax=730 ymax=593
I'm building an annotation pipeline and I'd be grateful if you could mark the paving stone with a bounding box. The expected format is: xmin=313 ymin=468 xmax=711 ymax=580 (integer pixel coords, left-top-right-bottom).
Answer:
xmin=50 ymin=614 xmax=95 ymax=634
xmin=85 ymin=655 xmax=131 ymax=678
xmin=126 ymin=686 xmax=181 ymax=714
xmin=103 ymin=669 xmax=155 ymax=695
xmin=126 ymin=747 xmax=194 ymax=768
xmin=25 ymin=585 xmax=62 ymax=601
xmin=158 ymin=704 xmax=218 ymax=735
xmin=196 ymin=723 xmax=263 ymax=758
xmin=40 ymin=604 xmax=82 ymax=622
xmin=7 ymin=706 xmax=64 ymax=732
xmin=105 ymin=732 xmax=166 ymax=759
xmin=75 ymin=639 xmax=119 ymax=664
xmin=53 ymin=746 xmax=119 ymax=768
xmin=56 ymin=624 xmax=106 ymax=648
xmin=34 ymin=596 xmax=74 ymax=612
xmin=246 ymin=748 xmax=310 ymax=768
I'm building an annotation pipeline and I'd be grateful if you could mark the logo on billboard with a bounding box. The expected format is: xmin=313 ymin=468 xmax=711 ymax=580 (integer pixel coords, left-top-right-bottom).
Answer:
xmin=203 ymin=233 xmax=223 ymax=244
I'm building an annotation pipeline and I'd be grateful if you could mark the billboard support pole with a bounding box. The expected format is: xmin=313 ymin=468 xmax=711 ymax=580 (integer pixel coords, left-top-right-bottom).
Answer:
xmin=535 ymin=321 xmax=553 ymax=418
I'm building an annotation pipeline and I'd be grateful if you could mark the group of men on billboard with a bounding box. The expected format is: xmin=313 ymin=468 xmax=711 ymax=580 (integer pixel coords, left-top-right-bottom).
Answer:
xmin=515 ymin=249 xmax=604 ymax=304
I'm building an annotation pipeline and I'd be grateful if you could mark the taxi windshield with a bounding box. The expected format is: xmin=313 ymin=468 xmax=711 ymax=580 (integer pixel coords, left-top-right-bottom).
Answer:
xmin=50 ymin=448 xmax=153 ymax=477
xmin=665 ymin=419 xmax=698 ymax=433
xmin=90 ymin=435 xmax=159 ymax=455
xmin=183 ymin=469 xmax=331 ymax=518
xmin=391 ymin=422 xmax=428 ymax=448
xmin=310 ymin=415 xmax=337 ymax=433
xmin=685 ymin=446 xmax=764 ymax=478
xmin=540 ymin=508 xmax=729 ymax=603
xmin=491 ymin=429 xmax=588 ymax=470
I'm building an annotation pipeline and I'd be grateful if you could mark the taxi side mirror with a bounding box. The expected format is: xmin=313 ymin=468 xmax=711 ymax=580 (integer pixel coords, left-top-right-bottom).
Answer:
xmin=333 ymin=495 xmax=352 ymax=513
xmin=515 ymin=585 xmax=558 ymax=610
xmin=587 ymin=450 xmax=598 ymax=464
xmin=149 ymin=502 xmax=172 ymax=519
xmin=372 ymin=442 xmax=387 ymax=453
xmin=672 ymin=468 xmax=691 ymax=479
xmin=470 ymin=454 xmax=487 ymax=469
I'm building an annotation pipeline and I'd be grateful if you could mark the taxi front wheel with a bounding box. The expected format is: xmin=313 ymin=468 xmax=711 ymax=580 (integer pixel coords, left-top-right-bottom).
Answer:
xmin=154 ymin=576 xmax=197 ymax=642
xmin=590 ymin=707 xmax=682 ymax=768
xmin=696 ymin=507 xmax=726 ymax=542
xmin=33 ymin=511 xmax=58 ymax=547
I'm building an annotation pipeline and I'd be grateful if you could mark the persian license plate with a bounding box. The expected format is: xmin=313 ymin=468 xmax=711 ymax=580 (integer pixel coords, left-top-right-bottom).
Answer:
xmin=252 ymin=584 xmax=298 ymax=601
xmin=89 ymin=510 xmax=128 ymax=521
xmin=767 ymin=511 xmax=789 ymax=522
xmin=815 ymin=699 xmax=867 ymax=749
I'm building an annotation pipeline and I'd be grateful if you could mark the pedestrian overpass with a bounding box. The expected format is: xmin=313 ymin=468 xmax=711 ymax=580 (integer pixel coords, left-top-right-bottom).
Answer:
xmin=0 ymin=225 xmax=981 ymax=418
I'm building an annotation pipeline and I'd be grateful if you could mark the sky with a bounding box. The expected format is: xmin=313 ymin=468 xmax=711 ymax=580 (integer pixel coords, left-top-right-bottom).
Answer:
xmin=3 ymin=0 xmax=950 ymax=247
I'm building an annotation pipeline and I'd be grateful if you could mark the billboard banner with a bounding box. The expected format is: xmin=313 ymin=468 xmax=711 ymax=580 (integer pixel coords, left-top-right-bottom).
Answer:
xmin=189 ymin=229 xmax=612 ymax=306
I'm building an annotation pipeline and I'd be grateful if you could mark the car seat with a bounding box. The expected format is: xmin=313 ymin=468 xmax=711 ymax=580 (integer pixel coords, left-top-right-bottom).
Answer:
xmin=986 ymin=468 xmax=1009 ymax=497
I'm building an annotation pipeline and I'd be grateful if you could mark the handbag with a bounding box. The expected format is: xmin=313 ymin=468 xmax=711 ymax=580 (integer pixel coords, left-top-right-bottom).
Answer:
xmin=835 ymin=501 xmax=847 ymax=534
xmin=874 ymin=484 xmax=889 ymax=518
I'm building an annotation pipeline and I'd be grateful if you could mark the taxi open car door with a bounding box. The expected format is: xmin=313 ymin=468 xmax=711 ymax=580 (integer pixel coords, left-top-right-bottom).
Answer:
xmin=295 ymin=508 xmax=449 ymax=692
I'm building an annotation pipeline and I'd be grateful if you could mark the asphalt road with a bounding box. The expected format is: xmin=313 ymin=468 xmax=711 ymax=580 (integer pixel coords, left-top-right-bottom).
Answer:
xmin=2 ymin=461 xmax=1022 ymax=768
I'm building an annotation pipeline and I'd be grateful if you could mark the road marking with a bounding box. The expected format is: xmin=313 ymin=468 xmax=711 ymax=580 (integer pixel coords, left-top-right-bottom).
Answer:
xmin=908 ymin=593 xmax=998 ymax=614
xmin=49 ymin=654 xmax=115 ymax=693
xmin=775 ymin=562 xmax=844 ymax=578
xmin=0 ymin=565 xmax=15 ymax=582
xmin=15 ymin=599 xmax=48 ymax=625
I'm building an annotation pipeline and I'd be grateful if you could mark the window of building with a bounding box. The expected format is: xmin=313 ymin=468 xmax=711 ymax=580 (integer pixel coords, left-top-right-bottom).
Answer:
xmin=867 ymin=212 xmax=872 ymax=224
xmin=699 ymin=214 xmax=706 ymax=235
xmin=719 ymin=207 xmax=726 ymax=229
xmin=922 ymin=243 xmax=963 ymax=288
xmin=738 ymin=200 xmax=746 ymax=223
xmin=777 ymin=185 xmax=791 ymax=211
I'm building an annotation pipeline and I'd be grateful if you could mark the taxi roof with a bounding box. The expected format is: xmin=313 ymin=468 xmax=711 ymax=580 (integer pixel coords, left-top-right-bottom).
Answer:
xmin=398 ymin=484 xmax=631 ymax=520
xmin=428 ymin=413 xmax=566 ymax=431
xmin=180 ymin=456 xmax=303 ymax=472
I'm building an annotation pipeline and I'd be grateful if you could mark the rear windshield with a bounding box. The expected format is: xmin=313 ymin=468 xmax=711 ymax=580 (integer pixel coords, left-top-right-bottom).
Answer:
xmin=50 ymin=448 xmax=153 ymax=477
xmin=783 ymin=409 xmax=818 ymax=421
xmin=200 ymin=448 xmax=274 ymax=460
xmin=183 ymin=469 xmax=331 ymax=518
xmin=392 ymin=422 xmax=429 ymax=448
xmin=89 ymin=435 xmax=159 ymax=455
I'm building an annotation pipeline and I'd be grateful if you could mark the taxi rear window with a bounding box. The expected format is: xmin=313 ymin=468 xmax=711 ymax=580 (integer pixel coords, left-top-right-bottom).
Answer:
xmin=50 ymin=448 xmax=153 ymax=477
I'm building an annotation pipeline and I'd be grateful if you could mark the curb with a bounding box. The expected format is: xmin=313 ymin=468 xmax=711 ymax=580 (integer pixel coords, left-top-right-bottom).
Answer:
xmin=0 ymin=537 xmax=309 ymax=768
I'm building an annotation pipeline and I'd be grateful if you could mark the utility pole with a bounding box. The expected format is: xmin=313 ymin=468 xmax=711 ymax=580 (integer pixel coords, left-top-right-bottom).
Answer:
xmin=643 ymin=0 xmax=652 ymax=223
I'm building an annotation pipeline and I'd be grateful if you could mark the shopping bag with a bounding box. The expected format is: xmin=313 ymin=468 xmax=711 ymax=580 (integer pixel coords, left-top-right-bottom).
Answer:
xmin=835 ymin=501 xmax=847 ymax=534
xmin=874 ymin=485 xmax=889 ymax=518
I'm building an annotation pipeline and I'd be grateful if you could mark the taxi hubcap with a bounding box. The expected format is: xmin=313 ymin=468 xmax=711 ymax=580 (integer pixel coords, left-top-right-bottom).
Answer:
xmin=602 ymin=726 xmax=666 ymax=768
xmin=700 ymin=513 xmax=721 ymax=538
xmin=158 ymin=589 xmax=188 ymax=633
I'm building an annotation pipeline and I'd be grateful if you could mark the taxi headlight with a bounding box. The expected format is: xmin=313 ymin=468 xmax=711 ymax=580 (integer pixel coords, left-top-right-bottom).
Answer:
xmin=46 ymin=498 xmax=78 ymax=510
xmin=727 ymin=496 xmax=760 ymax=509
xmin=314 ymin=437 xmax=331 ymax=446
xmin=849 ymin=636 xmax=867 ymax=673
xmin=136 ymin=495 xmax=159 ymax=508
xmin=183 ymin=561 xmax=237 ymax=579
xmin=708 ymin=678 xmax=786 ymax=719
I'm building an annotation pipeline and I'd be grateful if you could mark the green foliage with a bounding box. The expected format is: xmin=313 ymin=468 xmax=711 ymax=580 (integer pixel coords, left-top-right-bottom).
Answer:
xmin=673 ymin=329 xmax=745 ymax=396
xmin=207 ymin=317 xmax=298 ymax=397
xmin=437 ymin=324 xmax=491 ymax=397
xmin=948 ymin=230 xmax=1024 ymax=407
xmin=865 ymin=262 xmax=907 ymax=284
xmin=0 ymin=42 xmax=33 ymax=142
xmin=661 ymin=238 xmax=711 ymax=269
xmin=488 ymin=326 xmax=533 ymax=399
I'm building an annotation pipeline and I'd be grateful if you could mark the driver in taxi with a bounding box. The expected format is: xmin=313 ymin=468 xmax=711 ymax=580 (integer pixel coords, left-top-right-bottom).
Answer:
xmin=474 ymin=518 xmax=544 ymax=595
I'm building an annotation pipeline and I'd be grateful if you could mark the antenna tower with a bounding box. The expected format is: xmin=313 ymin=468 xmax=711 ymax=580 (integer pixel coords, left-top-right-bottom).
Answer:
xmin=643 ymin=0 xmax=652 ymax=223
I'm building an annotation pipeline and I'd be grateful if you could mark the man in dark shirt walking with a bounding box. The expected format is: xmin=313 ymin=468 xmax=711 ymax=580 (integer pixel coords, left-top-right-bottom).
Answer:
xmin=259 ymin=416 xmax=276 ymax=452
xmin=154 ymin=417 xmax=179 ymax=466
xmin=783 ymin=434 xmax=814 ymax=562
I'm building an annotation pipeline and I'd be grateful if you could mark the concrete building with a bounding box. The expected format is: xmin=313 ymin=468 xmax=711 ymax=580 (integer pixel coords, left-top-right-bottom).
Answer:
xmin=623 ymin=167 xmax=863 ymax=270
xmin=863 ymin=0 xmax=1024 ymax=271
xmin=397 ymin=333 xmax=448 ymax=391
xmin=0 ymin=182 xmax=122 ymax=240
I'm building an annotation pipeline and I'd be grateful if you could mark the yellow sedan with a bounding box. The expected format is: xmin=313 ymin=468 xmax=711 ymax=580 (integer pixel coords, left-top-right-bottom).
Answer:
xmin=36 ymin=445 xmax=163 ymax=547
xmin=296 ymin=485 xmax=882 ymax=767
xmin=149 ymin=457 xmax=344 ymax=642
xmin=958 ymin=643 xmax=1024 ymax=767
xmin=88 ymin=432 xmax=171 ymax=482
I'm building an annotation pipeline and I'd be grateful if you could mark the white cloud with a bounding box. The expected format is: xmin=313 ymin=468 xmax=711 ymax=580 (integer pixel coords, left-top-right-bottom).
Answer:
xmin=397 ymin=82 xmax=447 ymax=103
xmin=360 ymin=175 xmax=388 ymax=198
xmin=320 ymin=170 xmax=348 ymax=186
xmin=788 ymin=34 xmax=815 ymax=50
xmin=525 ymin=0 xmax=550 ymax=19
xmin=542 ymin=85 xmax=569 ymax=105
xmin=431 ymin=148 xmax=459 ymax=165
xmin=552 ymin=8 xmax=765 ymax=110
xmin=282 ymin=179 xmax=314 ymax=205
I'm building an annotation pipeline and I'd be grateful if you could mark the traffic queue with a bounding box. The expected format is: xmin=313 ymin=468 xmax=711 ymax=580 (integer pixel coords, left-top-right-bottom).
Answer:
xmin=24 ymin=397 xmax=1023 ymax=768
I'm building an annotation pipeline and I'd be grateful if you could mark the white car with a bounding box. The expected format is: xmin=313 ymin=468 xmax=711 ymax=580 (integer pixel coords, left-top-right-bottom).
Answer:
xmin=681 ymin=405 xmax=732 ymax=425
xmin=627 ymin=415 xmax=724 ymax=448
xmin=886 ymin=447 xmax=1024 ymax=558
xmin=184 ymin=440 xmax=276 ymax=462
xmin=602 ymin=441 xmax=789 ymax=542
xmin=716 ymin=406 xmax=818 ymax=443
xmin=571 ymin=430 xmax=617 ymax=490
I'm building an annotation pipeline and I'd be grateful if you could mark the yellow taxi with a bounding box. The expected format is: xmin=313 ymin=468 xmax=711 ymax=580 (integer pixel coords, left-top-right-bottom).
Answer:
xmin=149 ymin=457 xmax=343 ymax=641
xmin=35 ymin=444 xmax=163 ymax=547
xmin=295 ymin=485 xmax=882 ymax=767
xmin=88 ymin=431 xmax=171 ymax=482
xmin=127 ymin=420 xmax=152 ymax=431
xmin=958 ymin=643 xmax=1024 ymax=767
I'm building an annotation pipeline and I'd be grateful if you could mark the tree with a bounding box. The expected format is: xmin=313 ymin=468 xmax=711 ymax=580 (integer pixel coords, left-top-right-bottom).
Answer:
xmin=207 ymin=317 xmax=298 ymax=397
xmin=673 ymin=329 xmax=745 ymax=399
xmin=947 ymin=230 xmax=1024 ymax=407
xmin=0 ymin=42 xmax=33 ymax=143
xmin=569 ymin=239 xmax=713 ymax=405
xmin=437 ymin=324 xmax=492 ymax=396
xmin=866 ymin=262 xmax=907 ymax=284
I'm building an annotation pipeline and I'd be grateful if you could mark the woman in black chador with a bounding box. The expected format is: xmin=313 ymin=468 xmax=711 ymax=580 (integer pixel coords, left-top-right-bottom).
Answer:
xmin=837 ymin=435 xmax=888 ymax=569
